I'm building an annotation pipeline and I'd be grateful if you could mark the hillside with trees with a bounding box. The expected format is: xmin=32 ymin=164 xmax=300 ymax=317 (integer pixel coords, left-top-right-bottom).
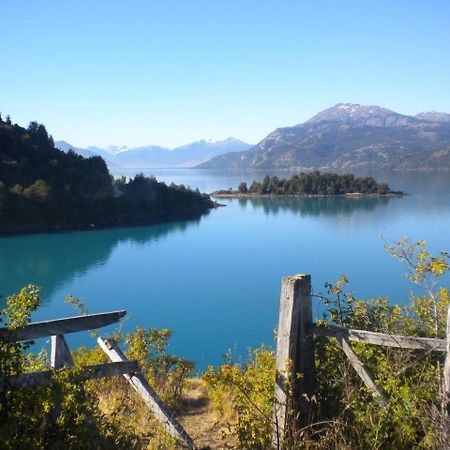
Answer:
xmin=212 ymin=171 xmax=401 ymax=197
xmin=0 ymin=115 xmax=214 ymax=234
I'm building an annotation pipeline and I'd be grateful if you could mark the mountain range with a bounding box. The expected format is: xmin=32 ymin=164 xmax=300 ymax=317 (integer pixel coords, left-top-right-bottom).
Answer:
xmin=197 ymin=104 xmax=450 ymax=170
xmin=55 ymin=138 xmax=251 ymax=168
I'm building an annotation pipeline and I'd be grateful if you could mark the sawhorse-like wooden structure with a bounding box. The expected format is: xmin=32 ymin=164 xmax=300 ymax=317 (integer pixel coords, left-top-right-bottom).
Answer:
xmin=0 ymin=310 xmax=195 ymax=449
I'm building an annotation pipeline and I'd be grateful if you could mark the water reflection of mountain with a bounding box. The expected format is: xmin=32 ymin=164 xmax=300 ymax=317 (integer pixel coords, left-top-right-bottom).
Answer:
xmin=0 ymin=214 xmax=206 ymax=302
xmin=235 ymin=195 xmax=395 ymax=217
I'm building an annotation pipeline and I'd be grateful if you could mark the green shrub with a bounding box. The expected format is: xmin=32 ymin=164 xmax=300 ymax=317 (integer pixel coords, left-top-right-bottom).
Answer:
xmin=203 ymin=347 xmax=275 ymax=448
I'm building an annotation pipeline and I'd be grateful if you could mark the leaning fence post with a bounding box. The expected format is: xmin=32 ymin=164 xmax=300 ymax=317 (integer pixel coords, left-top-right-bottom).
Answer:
xmin=97 ymin=337 xmax=196 ymax=449
xmin=273 ymin=274 xmax=317 ymax=447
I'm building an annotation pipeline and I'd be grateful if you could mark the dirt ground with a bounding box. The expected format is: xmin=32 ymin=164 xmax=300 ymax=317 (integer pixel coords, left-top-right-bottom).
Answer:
xmin=178 ymin=379 xmax=236 ymax=449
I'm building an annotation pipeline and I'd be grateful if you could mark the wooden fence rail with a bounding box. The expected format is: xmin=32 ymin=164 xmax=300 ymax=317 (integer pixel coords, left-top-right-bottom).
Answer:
xmin=0 ymin=310 xmax=195 ymax=449
xmin=0 ymin=361 xmax=138 ymax=392
xmin=0 ymin=310 xmax=126 ymax=342
xmin=273 ymin=274 xmax=450 ymax=448
xmin=311 ymin=323 xmax=447 ymax=351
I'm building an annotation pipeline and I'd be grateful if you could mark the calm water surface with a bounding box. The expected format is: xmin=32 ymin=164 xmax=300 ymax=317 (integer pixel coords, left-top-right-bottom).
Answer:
xmin=1 ymin=170 xmax=450 ymax=371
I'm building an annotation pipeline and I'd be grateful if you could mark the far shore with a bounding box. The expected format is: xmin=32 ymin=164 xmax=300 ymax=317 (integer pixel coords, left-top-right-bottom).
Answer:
xmin=210 ymin=191 xmax=406 ymax=198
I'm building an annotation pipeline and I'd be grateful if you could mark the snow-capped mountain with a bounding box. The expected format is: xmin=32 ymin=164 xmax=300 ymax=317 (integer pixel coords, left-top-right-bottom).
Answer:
xmin=55 ymin=138 xmax=251 ymax=168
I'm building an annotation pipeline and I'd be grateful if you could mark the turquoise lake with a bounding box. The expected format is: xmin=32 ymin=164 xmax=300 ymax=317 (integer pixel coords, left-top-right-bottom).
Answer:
xmin=1 ymin=170 xmax=450 ymax=371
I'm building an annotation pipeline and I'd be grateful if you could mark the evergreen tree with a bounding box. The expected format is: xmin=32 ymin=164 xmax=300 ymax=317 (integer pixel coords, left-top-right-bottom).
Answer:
xmin=238 ymin=182 xmax=248 ymax=193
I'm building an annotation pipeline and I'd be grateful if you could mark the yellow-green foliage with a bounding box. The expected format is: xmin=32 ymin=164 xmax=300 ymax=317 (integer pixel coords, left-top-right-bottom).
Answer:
xmin=124 ymin=327 xmax=193 ymax=407
xmin=0 ymin=285 xmax=42 ymax=377
xmin=203 ymin=347 xmax=275 ymax=448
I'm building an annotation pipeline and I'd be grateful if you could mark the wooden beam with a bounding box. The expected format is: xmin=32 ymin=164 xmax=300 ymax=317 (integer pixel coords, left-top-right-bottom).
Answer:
xmin=0 ymin=310 xmax=126 ymax=342
xmin=49 ymin=334 xmax=75 ymax=423
xmin=98 ymin=337 xmax=196 ymax=450
xmin=273 ymin=275 xmax=316 ymax=448
xmin=0 ymin=361 xmax=139 ymax=392
xmin=311 ymin=324 xmax=446 ymax=351
xmin=335 ymin=336 xmax=387 ymax=405
xmin=51 ymin=335 xmax=75 ymax=369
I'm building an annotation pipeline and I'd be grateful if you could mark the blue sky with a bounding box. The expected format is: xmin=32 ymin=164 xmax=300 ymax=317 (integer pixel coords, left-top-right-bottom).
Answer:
xmin=1 ymin=0 xmax=449 ymax=148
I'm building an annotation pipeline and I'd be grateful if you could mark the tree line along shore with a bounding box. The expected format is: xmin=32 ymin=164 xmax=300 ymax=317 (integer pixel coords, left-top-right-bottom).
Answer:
xmin=212 ymin=172 xmax=404 ymax=197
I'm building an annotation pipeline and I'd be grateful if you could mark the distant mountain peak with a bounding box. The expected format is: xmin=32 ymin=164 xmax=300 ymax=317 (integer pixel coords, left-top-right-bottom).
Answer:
xmin=103 ymin=145 xmax=130 ymax=154
xmin=306 ymin=103 xmax=401 ymax=125
xmin=195 ymin=137 xmax=247 ymax=145
xmin=415 ymin=111 xmax=450 ymax=123
xmin=335 ymin=102 xmax=362 ymax=111
xmin=221 ymin=137 xmax=247 ymax=144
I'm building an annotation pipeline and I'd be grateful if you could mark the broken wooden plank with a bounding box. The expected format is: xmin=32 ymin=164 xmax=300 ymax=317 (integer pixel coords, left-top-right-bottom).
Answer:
xmin=336 ymin=335 xmax=387 ymax=405
xmin=51 ymin=335 xmax=75 ymax=369
xmin=273 ymin=274 xmax=316 ymax=448
xmin=0 ymin=310 xmax=126 ymax=342
xmin=311 ymin=324 xmax=446 ymax=351
xmin=98 ymin=337 xmax=195 ymax=450
xmin=0 ymin=361 xmax=139 ymax=392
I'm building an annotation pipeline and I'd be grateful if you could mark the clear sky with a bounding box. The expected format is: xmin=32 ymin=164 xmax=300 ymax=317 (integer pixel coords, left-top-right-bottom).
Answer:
xmin=1 ymin=0 xmax=449 ymax=148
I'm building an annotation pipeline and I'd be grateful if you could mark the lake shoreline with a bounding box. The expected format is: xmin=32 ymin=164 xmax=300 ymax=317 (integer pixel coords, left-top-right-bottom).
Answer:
xmin=0 ymin=204 xmax=219 ymax=238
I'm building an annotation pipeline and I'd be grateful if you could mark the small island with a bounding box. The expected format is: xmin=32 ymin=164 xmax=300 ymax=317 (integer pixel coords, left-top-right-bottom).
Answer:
xmin=211 ymin=171 xmax=404 ymax=197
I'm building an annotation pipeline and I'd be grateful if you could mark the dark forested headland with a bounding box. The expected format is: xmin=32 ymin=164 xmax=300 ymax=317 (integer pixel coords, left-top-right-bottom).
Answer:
xmin=0 ymin=116 xmax=214 ymax=235
xmin=212 ymin=171 xmax=403 ymax=197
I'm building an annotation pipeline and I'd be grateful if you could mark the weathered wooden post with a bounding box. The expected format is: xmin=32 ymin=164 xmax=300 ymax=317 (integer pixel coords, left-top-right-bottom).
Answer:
xmin=273 ymin=274 xmax=317 ymax=448
xmin=443 ymin=304 xmax=450 ymax=417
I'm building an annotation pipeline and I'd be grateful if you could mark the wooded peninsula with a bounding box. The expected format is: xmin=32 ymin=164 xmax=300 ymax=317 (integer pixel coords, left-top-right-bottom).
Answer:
xmin=0 ymin=116 xmax=215 ymax=235
xmin=212 ymin=171 xmax=403 ymax=197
